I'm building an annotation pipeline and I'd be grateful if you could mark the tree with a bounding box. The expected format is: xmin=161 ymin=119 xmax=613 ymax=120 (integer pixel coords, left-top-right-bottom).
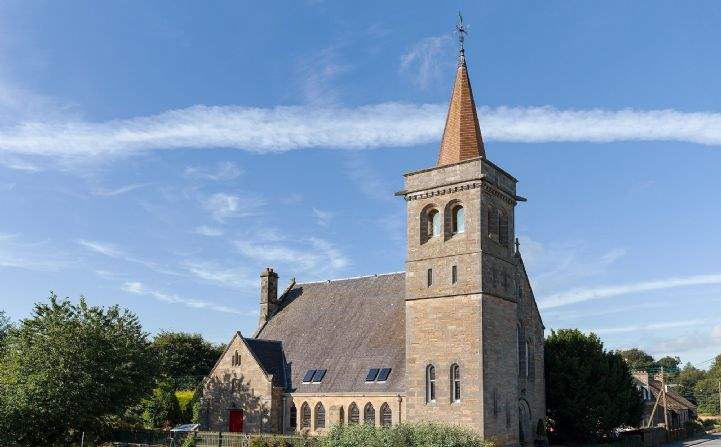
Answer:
xmin=0 ymin=310 xmax=10 ymax=341
xmin=617 ymin=348 xmax=655 ymax=372
xmin=676 ymin=363 xmax=706 ymax=404
xmin=546 ymin=329 xmax=643 ymax=443
xmin=143 ymin=381 xmax=181 ymax=429
xmin=654 ymin=356 xmax=681 ymax=374
xmin=695 ymin=355 xmax=721 ymax=415
xmin=152 ymin=331 xmax=225 ymax=389
xmin=0 ymin=294 xmax=158 ymax=446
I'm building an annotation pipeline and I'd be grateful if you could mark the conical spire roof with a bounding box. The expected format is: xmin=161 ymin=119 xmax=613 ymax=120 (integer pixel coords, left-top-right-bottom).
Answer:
xmin=437 ymin=51 xmax=486 ymax=166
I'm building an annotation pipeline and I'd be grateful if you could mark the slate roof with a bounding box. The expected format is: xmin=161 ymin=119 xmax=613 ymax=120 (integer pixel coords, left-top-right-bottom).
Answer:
xmin=243 ymin=338 xmax=287 ymax=388
xmin=255 ymin=272 xmax=406 ymax=394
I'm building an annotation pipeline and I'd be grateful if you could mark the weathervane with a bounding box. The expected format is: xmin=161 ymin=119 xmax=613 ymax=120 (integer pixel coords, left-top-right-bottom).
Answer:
xmin=455 ymin=12 xmax=469 ymax=64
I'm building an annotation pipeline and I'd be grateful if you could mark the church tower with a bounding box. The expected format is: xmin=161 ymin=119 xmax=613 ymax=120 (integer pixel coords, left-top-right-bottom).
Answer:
xmin=398 ymin=18 xmax=543 ymax=445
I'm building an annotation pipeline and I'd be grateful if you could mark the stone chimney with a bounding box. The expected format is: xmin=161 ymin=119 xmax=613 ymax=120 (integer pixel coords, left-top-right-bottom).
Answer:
xmin=632 ymin=370 xmax=650 ymax=384
xmin=259 ymin=267 xmax=279 ymax=326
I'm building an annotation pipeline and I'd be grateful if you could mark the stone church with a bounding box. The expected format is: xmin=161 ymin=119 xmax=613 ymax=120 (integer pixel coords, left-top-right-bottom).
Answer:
xmin=201 ymin=41 xmax=546 ymax=446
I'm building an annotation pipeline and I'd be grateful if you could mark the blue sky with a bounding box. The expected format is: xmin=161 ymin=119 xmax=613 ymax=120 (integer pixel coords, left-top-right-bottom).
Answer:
xmin=0 ymin=1 xmax=720 ymax=367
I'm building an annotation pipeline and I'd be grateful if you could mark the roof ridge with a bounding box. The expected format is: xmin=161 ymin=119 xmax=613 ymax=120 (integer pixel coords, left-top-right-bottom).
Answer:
xmin=295 ymin=271 xmax=405 ymax=286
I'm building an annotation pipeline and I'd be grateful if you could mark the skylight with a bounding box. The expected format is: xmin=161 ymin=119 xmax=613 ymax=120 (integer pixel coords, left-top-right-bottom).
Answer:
xmin=377 ymin=368 xmax=392 ymax=382
xmin=365 ymin=368 xmax=380 ymax=382
xmin=302 ymin=369 xmax=316 ymax=383
xmin=312 ymin=369 xmax=326 ymax=383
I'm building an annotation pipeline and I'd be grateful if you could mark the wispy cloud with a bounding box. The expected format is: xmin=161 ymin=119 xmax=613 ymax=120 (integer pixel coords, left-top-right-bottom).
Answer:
xmin=0 ymin=233 xmax=71 ymax=271
xmin=400 ymin=35 xmax=453 ymax=89
xmin=194 ymin=225 xmax=224 ymax=237
xmin=121 ymin=281 xmax=254 ymax=315
xmin=184 ymin=161 xmax=242 ymax=181
xmin=6 ymin=104 xmax=721 ymax=167
xmin=591 ymin=319 xmax=709 ymax=335
xmin=539 ymin=273 xmax=721 ymax=309
xmin=92 ymin=183 xmax=150 ymax=197
xmin=312 ymin=208 xmax=335 ymax=227
xmin=234 ymin=237 xmax=349 ymax=278
xmin=77 ymin=239 xmax=178 ymax=276
xmin=182 ymin=260 xmax=257 ymax=290
xmin=296 ymin=46 xmax=351 ymax=105
xmin=202 ymin=192 xmax=265 ymax=222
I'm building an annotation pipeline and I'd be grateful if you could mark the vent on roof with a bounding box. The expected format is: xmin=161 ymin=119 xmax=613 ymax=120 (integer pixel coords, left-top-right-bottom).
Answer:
xmin=365 ymin=368 xmax=380 ymax=382
xmin=312 ymin=369 xmax=326 ymax=383
xmin=302 ymin=370 xmax=316 ymax=383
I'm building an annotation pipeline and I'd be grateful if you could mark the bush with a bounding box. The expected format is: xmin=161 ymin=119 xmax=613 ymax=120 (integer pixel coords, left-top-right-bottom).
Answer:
xmin=321 ymin=423 xmax=490 ymax=447
xmin=685 ymin=419 xmax=705 ymax=434
xmin=181 ymin=433 xmax=196 ymax=447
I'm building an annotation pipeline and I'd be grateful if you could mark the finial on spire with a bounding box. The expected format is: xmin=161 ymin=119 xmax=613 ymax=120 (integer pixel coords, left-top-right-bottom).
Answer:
xmin=515 ymin=237 xmax=521 ymax=256
xmin=455 ymin=11 xmax=468 ymax=65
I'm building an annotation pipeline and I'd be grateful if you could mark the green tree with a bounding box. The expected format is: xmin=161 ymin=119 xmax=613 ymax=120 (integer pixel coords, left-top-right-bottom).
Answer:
xmin=546 ymin=329 xmax=643 ymax=443
xmin=152 ymin=331 xmax=224 ymax=389
xmin=0 ymin=310 xmax=10 ymax=341
xmin=617 ymin=348 xmax=655 ymax=371
xmin=143 ymin=381 xmax=181 ymax=429
xmin=676 ymin=363 xmax=706 ymax=403
xmin=0 ymin=294 xmax=158 ymax=446
xmin=653 ymin=356 xmax=682 ymax=376
xmin=694 ymin=355 xmax=721 ymax=415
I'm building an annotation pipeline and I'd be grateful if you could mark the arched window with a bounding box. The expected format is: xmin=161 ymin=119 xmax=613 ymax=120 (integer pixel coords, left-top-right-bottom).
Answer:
xmin=363 ymin=403 xmax=375 ymax=426
xmin=380 ymin=403 xmax=392 ymax=427
xmin=300 ymin=402 xmax=311 ymax=429
xmin=451 ymin=364 xmax=461 ymax=402
xmin=289 ymin=404 xmax=297 ymax=430
xmin=499 ymin=211 xmax=509 ymax=246
xmin=452 ymin=205 xmax=465 ymax=234
xmin=426 ymin=365 xmax=436 ymax=403
xmin=314 ymin=402 xmax=325 ymax=430
xmin=348 ymin=402 xmax=359 ymax=425
xmin=429 ymin=209 xmax=441 ymax=238
xmin=525 ymin=340 xmax=530 ymax=378
xmin=232 ymin=351 xmax=240 ymax=366
xmin=339 ymin=406 xmax=344 ymax=425
xmin=517 ymin=324 xmax=523 ymax=376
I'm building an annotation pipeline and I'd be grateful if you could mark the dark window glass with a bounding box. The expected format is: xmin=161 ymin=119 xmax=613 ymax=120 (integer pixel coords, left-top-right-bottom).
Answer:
xmin=312 ymin=369 xmax=326 ymax=383
xmin=302 ymin=370 xmax=316 ymax=383
xmin=380 ymin=403 xmax=392 ymax=427
xmin=365 ymin=368 xmax=380 ymax=382
xmin=314 ymin=402 xmax=325 ymax=429
xmin=348 ymin=403 xmax=359 ymax=425
xmin=427 ymin=268 xmax=433 ymax=287
xmin=451 ymin=364 xmax=461 ymax=402
xmin=363 ymin=403 xmax=375 ymax=426
xmin=452 ymin=265 xmax=457 ymax=284
xmin=426 ymin=365 xmax=436 ymax=403
xmin=499 ymin=212 xmax=509 ymax=246
xmin=377 ymin=368 xmax=392 ymax=382
xmin=301 ymin=403 xmax=311 ymax=429
xmin=289 ymin=404 xmax=297 ymax=429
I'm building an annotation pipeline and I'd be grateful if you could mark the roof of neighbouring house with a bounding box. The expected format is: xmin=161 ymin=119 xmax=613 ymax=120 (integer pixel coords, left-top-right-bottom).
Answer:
xmin=633 ymin=374 xmax=697 ymax=412
xmin=254 ymin=272 xmax=406 ymax=393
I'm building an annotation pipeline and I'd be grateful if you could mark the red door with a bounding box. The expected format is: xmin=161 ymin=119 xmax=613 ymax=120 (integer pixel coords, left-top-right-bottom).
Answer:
xmin=228 ymin=409 xmax=244 ymax=433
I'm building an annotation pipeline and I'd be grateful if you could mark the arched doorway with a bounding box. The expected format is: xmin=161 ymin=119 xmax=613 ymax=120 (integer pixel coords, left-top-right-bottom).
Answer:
xmin=518 ymin=400 xmax=531 ymax=446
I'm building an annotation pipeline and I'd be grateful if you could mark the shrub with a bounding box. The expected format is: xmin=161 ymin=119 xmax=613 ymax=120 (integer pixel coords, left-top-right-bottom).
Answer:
xmin=685 ymin=419 xmax=705 ymax=434
xmin=321 ymin=423 xmax=490 ymax=447
xmin=181 ymin=433 xmax=196 ymax=447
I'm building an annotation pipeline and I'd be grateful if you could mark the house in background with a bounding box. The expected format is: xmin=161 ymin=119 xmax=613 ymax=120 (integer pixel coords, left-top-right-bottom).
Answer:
xmin=633 ymin=371 xmax=697 ymax=429
xmin=200 ymin=33 xmax=546 ymax=446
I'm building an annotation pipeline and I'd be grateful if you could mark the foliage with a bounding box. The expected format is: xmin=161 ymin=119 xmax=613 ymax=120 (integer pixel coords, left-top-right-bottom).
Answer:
xmin=546 ymin=329 xmax=644 ymax=443
xmin=181 ymin=433 xmax=196 ymax=447
xmin=0 ymin=309 xmax=10 ymax=341
xmin=143 ymin=381 xmax=181 ymax=429
xmin=321 ymin=422 xmax=490 ymax=447
xmin=617 ymin=348 xmax=655 ymax=372
xmin=684 ymin=419 xmax=705 ymax=434
xmin=0 ymin=293 xmax=158 ymax=446
xmin=677 ymin=362 xmax=706 ymax=403
xmin=177 ymin=389 xmax=195 ymax=421
xmin=152 ymin=331 xmax=225 ymax=388
xmin=695 ymin=355 xmax=721 ymax=415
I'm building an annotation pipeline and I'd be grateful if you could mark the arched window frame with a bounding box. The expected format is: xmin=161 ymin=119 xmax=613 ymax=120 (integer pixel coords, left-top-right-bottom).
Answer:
xmin=452 ymin=205 xmax=465 ymax=234
xmin=450 ymin=363 xmax=461 ymax=403
xmin=289 ymin=404 xmax=297 ymax=430
xmin=426 ymin=364 xmax=436 ymax=404
xmin=300 ymin=402 xmax=311 ymax=429
xmin=420 ymin=205 xmax=441 ymax=244
xmin=348 ymin=402 xmax=359 ymax=425
xmin=314 ymin=402 xmax=325 ymax=430
xmin=380 ymin=402 xmax=392 ymax=427
xmin=363 ymin=402 xmax=375 ymax=426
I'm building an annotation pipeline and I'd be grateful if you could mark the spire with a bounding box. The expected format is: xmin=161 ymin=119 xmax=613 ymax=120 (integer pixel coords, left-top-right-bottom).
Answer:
xmin=437 ymin=13 xmax=486 ymax=166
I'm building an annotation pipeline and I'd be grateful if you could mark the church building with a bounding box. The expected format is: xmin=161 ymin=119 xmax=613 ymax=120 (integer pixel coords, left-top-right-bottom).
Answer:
xmin=201 ymin=34 xmax=546 ymax=446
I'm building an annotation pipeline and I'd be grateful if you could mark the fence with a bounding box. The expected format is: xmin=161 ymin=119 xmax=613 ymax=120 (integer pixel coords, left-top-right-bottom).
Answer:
xmin=191 ymin=431 xmax=310 ymax=447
